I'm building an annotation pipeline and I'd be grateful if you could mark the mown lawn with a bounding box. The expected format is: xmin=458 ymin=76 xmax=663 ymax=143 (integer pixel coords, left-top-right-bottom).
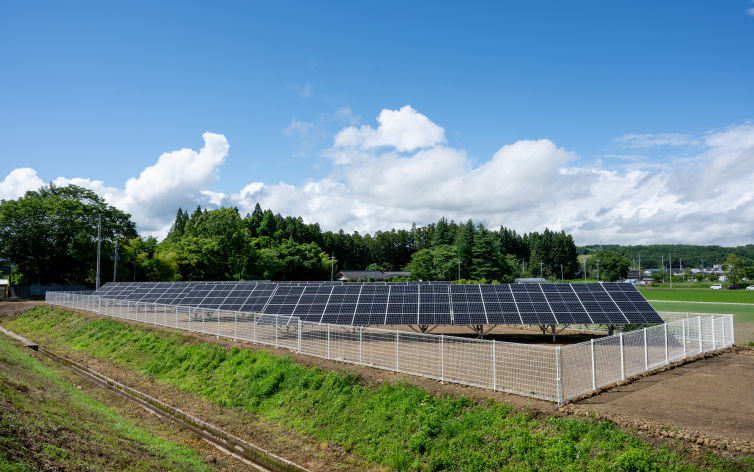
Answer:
xmin=6 ymin=306 xmax=754 ymax=472
xmin=0 ymin=331 xmax=213 ymax=471
xmin=639 ymin=289 xmax=754 ymax=304
xmin=650 ymin=301 xmax=754 ymax=344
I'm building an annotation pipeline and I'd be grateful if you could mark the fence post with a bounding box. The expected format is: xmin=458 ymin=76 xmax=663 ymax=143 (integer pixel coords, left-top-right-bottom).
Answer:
xmin=492 ymin=341 xmax=496 ymax=392
xmin=730 ymin=315 xmax=735 ymax=346
xmin=254 ymin=314 xmax=257 ymax=342
xmin=619 ymin=332 xmax=625 ymax=380
xmin=359 ymin=327 xmax=363 ymax=364
xmin=275 ymin=316 xmax=279 ymax=348
xmin=698 ymin=316 xmax=702 ymax=352
xmin=643 ymin=328 xmax=648 ymax=370
xmin=682 ymin=318 xmax=687 ymax=358
xmin=188 ymin=307 xmax=191 ymax=332
xmin=556 ymin=346 xmax=563 ymax=404
xmin=720 ymin=317 xmax=728 ymax=347
xmin=327 ymin=324 xmax=330 ymax=359
xmin=298 ymin=318 xmax=302 ymax=353
xmin=590 ymin=339 xmax=596 ymax=391
xmin=235 ymin=312 xmax=238 ymax=340
xmin=711 ymin=317 xmax=716 ymax=351
xmin=396 ymin=331 xmax=400 ymax=373
xmin=440 ymin=335 xmax=444 ymax=383
xmin=202 ymin=308 xmax=205 ymax=335
xmin=664 ymin=323 xmax=668 ymax=365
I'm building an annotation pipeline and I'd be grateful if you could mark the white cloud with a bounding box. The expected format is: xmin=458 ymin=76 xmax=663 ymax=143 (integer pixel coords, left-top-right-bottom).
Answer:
xmin=747 ymin=7 xmax=754 ymax=16
xmin=281 ymin=119 xmax=316 ymax=137
xmin=613 ymin=133 xmax=701 ymax=148
xmin=4 ymin=132 xmax=229 ymax=237
xmin=3 ymin=110 xmax=754 ymax=246
xmin=0 ymin=168 xmax=44 ymax=201
xmin=333 ymin=105 xmax=446 ymax=153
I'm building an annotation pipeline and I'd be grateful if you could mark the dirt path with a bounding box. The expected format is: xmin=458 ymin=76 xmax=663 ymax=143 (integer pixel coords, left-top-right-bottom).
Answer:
xmin=577 ymin=350 xmax=754 ymax=441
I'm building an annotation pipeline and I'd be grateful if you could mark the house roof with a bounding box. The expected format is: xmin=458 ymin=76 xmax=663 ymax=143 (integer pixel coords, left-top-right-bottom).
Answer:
xmin=338 ymin=270 xmax=412 ymax=280
xmin=514 ymin=278 xmax=547 ymax=284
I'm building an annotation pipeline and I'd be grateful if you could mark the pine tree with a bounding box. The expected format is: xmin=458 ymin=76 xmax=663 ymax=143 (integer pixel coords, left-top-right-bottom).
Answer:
xmin=456 ymin=220 xmax=476 ymax=279
xmin=431 ymin=217 xmax=453 ymax=247
xmin=471 ymin=224 xmax=502 ymax=280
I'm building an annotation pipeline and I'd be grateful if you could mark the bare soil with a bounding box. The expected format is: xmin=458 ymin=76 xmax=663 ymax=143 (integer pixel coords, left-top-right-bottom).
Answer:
xmin=576 ymin=349 xmax=754 ymax=442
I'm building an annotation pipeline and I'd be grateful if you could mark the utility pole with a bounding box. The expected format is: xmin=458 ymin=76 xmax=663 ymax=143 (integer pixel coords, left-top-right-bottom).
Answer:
xmin=584 ymin=259 xmax=587 ymax=282
xmin=540 ymin=261 xmax=543 ymax=280
xmin=457 ymin=259 xmax=462 ymax=281
xmin=330 ymin=253 xmax=336 ymax=281
xmin=661 ymin=255 xmax=664 ymax=283
xmin=560 ymin=264 xmax=563 ymax=283
xmin=112 ymin=240 xmax=119 ymax=283
xmin=669 ymin=253 xmax=672 ymax=288
xmin=96 ymin=215 xmax=101 ymax=290
xmin=133 ymin=247 xmax=137 ymax=282
xmin=596 ymin=259 xmax=601 ymax=282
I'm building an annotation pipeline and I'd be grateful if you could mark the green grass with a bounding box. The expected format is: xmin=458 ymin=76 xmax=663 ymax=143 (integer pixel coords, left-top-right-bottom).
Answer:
xmin=6 ymin=306 xmax=754 ymax=471
xmin=650 ymin=301 xmax=754 ymax=344
xmin=0 ymin=331 xmax=213 ymax=471
xmin=639 ymin=288 xmax=754 ymax=304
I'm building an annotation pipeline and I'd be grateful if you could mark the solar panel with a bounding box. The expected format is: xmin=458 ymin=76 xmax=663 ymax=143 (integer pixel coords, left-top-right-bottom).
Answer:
xmin=92 ymin=281 xmax=662 ymax=326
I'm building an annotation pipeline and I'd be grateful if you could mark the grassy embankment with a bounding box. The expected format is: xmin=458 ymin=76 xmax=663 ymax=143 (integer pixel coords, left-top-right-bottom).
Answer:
xmin=0 ymin=332 xmax=213 ymax=471
xmin=5 ymin=306 xmax=753 ymax=471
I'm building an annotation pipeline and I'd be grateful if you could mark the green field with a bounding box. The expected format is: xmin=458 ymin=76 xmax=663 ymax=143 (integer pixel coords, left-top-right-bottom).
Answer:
xmin=6 ymin=306 xmax=751 ymax=472
xmin=649 ymin=301 xmax=754 ymax=344
xmin=639 ymin=288 xmax=754 ymax=303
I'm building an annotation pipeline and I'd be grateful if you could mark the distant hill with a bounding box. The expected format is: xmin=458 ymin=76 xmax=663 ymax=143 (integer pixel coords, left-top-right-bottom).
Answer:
xmin=577 ymin=244 xmax=754 ymax=270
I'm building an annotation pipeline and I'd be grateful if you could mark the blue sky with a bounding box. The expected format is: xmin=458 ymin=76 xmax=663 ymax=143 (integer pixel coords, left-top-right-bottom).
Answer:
xmin=2 ymin=1 xmax=754 ymax=245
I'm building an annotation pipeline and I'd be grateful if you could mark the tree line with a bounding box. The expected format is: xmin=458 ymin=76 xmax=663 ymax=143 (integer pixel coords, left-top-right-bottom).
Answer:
xmin=579 ymin=244 xmax=754 ymax=270
xmin=1 ymin=183 xmax=580 ymax=284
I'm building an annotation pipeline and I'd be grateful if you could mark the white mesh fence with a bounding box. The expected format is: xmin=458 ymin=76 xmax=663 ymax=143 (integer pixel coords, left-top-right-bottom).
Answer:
xmin=46 ymin=292 xmax=734 ymax=403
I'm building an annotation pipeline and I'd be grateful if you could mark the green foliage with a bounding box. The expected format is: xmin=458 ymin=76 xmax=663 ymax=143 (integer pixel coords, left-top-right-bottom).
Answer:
xmin=579 ymin=244 xmax=754 ymax=270
xmin=588 ymin=251 xmax=631 ymax=282
xmin=365 ymin=263 xmax=384 ymax=271
xmin=405 ymin=245 xmax=459 ymax=281
xmin=0 ymin=183 xmax=137 ymax=285
xmin=9 ymin=306 xmax=748 ymax=472
xmin=722 ymin=252 xmax=748 ymax=283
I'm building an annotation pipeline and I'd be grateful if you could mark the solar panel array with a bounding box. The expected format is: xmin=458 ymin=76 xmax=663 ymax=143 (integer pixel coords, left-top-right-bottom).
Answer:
xmin=93 ymin=281 xmax=662 ymax=326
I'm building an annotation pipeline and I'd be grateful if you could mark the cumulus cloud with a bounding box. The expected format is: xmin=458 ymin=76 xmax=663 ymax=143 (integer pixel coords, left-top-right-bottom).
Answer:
xmin=0 ymin=168 xmax=44 ymax=201
xmin=5 ymin=132 xmax=230 ymax=237
xmin=3 ymin=109 xmax=754 ymax=246
xmin=333 ymin=105 xmax=446 ymax=153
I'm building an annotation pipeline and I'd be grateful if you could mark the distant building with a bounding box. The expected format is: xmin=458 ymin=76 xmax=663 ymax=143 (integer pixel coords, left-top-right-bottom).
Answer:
xmin=0 ymin=279 xmax=8 ymax=298
xmin=514 ymin=278 xmax=547 ymax=284
xmin=337 ymin=270 xmax=411 ymax=281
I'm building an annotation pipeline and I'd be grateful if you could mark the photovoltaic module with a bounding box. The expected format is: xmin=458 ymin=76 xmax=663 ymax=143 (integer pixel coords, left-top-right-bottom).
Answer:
xmin=93 ymin=281 xmax=663 ymax=326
